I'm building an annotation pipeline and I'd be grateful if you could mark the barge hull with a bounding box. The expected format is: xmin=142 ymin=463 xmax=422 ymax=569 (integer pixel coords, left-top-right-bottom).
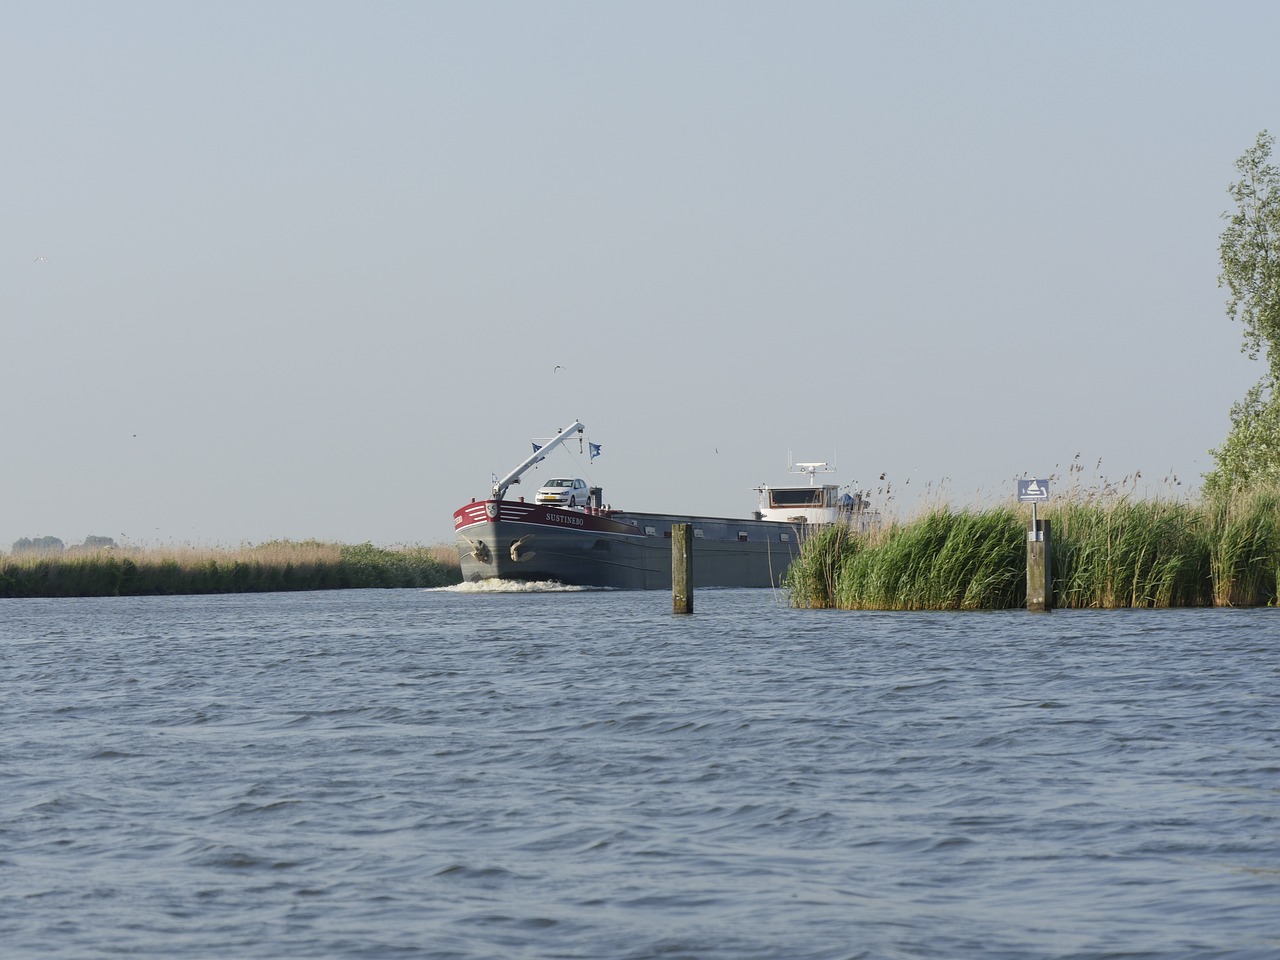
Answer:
xmin=453 ymin=500 xmax=801 ymax=589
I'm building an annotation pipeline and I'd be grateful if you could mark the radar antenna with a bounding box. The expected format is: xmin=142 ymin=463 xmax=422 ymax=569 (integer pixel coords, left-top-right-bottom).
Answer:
xmin=787 ymin=450 xmax=838 ymax=486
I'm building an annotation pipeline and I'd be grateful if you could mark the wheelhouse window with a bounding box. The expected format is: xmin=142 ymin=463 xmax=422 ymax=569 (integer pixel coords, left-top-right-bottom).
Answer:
xmin=769 ymin=488 xmax=825 ymax=508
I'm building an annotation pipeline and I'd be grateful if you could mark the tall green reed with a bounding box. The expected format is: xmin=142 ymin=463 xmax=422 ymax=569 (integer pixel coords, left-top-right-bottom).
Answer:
xmin=1205 ymin=487 xmax=1280 ymax=606
xmin=788 ymin=507 xmax=1024 ymax=610
xmin=787 ymin=523 xmax=861 ymax=609
xmin=1048 ymin=498 xmax=1212 ymax=608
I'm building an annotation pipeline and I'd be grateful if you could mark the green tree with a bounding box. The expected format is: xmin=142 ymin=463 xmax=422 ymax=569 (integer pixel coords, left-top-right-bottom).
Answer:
xmin=1207 ymin=131 xmax=1280 ymax=494
xmin=1219 ymin=131 xmax=1280 ymax=375
xmin=1206 ymin=380 xmax=1280 ymax=494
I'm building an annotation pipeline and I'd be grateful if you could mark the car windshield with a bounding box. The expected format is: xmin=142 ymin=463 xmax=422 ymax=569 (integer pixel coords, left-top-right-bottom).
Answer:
xmin=547 ymin=479 xmax=572 ymax=488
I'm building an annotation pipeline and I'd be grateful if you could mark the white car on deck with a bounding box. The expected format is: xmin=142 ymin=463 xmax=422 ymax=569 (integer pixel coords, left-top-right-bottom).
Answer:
xmin=536 ymin=477 xmax=590 ymax=508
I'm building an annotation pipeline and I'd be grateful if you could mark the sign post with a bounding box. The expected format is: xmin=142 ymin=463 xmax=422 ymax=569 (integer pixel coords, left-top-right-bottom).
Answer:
xmin=1017 ymin=479 xmax=1051 ymax=612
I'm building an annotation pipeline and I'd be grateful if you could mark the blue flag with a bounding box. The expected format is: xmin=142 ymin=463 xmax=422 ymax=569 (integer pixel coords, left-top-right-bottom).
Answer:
xmin=531 ymin=442 xmax=545 ymax=464
xmin=589 ymin=442 xmax=602 ymax=462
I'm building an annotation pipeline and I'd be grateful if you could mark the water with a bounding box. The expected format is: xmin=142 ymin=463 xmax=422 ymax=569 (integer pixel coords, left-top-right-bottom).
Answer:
xmin=2 ymin=587 xmax=1277 ymax=960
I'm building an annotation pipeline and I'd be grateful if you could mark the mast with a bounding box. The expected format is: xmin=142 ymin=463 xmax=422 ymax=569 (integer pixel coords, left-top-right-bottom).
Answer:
xmin=492 ymin=421 xmax=585 ymax=500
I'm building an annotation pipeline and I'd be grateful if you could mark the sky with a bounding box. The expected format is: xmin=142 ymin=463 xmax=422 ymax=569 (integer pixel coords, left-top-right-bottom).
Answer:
xmin=4 ymin=1 xmax=1277 ymax=549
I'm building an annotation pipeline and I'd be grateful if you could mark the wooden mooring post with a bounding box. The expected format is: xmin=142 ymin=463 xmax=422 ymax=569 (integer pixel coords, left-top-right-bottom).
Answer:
xmin=1027 ymin=515 xmax=1052 ymax=612
xmin=672 ymin=523 xmax=693 ymax=614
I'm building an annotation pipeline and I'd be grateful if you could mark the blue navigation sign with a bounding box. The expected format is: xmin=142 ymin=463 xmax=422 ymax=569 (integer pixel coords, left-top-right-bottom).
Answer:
xmin=1017 ymin=478 xmax=1050 ymax=502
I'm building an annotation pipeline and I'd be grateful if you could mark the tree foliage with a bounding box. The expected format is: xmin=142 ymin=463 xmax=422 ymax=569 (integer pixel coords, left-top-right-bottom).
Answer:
xmin=1219 ymin=130 xmax=1280 ymax=376
xmin=11 ymin=536 xmax=65 ymax=555
xmin=1205 ymin=379 xmax=1280 ymax=496
xmin=1208 ymin=131 xmax=1280 ymax=494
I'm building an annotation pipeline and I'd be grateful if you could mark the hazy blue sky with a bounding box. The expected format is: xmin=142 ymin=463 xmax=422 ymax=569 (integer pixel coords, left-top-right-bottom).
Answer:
xmin=5 ymin=1 xmax=1276 ymax=549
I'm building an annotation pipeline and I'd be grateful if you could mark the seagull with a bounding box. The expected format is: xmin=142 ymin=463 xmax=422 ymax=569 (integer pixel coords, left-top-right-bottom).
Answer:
xmin=554 ymin=365 xmax=564 ymax=373
xmin=33 ymin=256 xmax=49 ymax=262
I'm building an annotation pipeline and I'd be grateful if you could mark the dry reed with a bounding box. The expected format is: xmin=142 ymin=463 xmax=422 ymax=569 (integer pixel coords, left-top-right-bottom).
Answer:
xmin=0 ymin=540 xmax=462 ymax=598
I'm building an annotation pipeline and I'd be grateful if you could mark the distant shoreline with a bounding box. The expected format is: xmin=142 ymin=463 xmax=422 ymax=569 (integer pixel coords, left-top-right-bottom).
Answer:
xmin=0 ymin=541 xmax=462 ymax=598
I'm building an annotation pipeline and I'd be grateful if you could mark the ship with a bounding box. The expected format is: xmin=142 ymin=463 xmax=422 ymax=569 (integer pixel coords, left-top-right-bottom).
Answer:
xmin=452 ymin=421 xmax=873 ymax=589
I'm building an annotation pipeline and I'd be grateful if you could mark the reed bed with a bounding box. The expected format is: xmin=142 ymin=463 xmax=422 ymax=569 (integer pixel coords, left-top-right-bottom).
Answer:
xmin=1206 ymin=488 xmax=1280 ymax=607
xmin=789 ymin=507 xmax=1024 ymax=610
xmin=787 ymin=486 xmax=1280 ymax=610
xmin=0 ymin=541 xmax=462 ymax=598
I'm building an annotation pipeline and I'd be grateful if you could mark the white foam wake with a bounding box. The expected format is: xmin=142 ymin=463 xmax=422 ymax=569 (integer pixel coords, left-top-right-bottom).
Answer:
xmin=430 ymin=579 xmax=604 ymax=593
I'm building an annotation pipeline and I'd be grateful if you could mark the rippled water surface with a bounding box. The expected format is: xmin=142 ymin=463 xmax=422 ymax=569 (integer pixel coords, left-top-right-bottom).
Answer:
xmin=2 ymin=587 xmax=1277 ymax=959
